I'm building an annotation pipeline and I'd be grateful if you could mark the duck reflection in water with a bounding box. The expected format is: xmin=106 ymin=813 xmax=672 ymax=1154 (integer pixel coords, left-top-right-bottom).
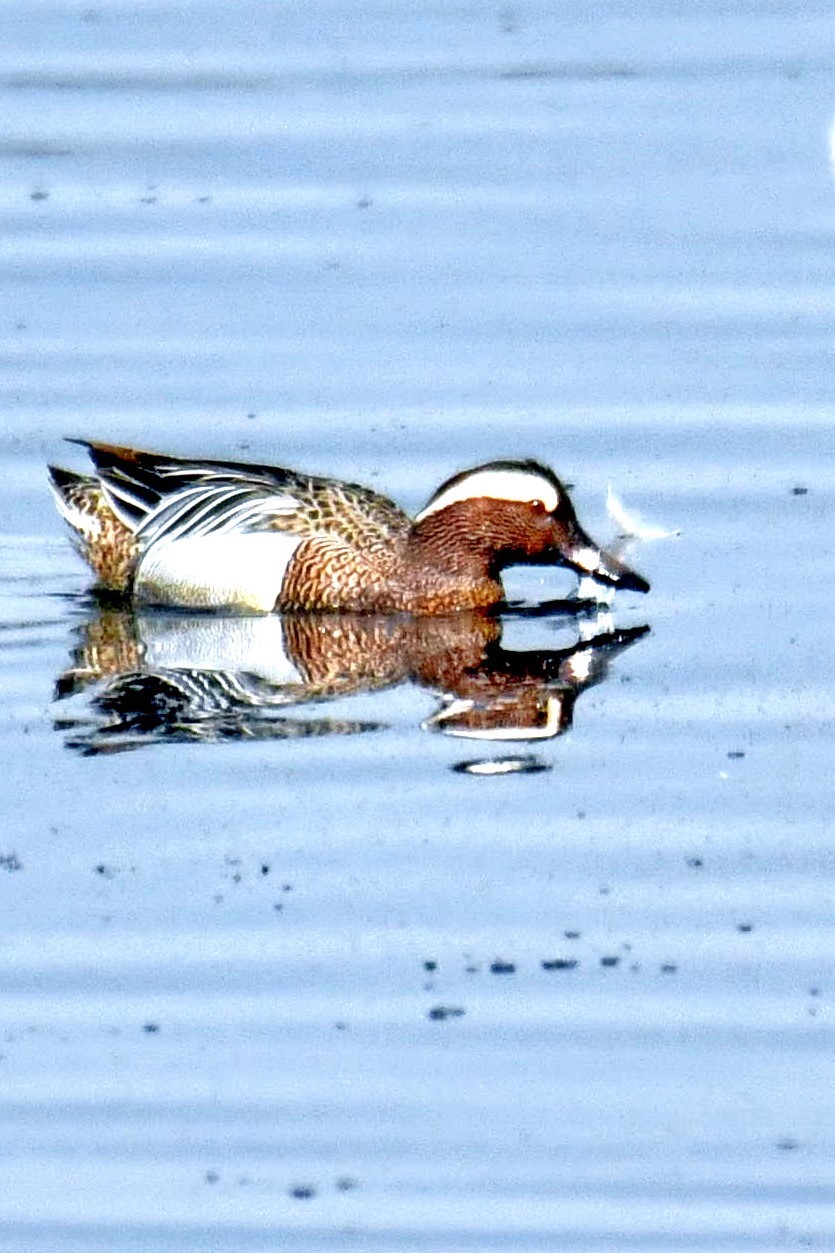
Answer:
xmin=54 ymin=604 xmax=648 ymax=761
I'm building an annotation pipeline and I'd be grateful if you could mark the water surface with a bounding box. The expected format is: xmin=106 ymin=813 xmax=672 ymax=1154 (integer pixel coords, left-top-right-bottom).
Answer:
xmin=1 ymin=2 xmax=834 ymax=1250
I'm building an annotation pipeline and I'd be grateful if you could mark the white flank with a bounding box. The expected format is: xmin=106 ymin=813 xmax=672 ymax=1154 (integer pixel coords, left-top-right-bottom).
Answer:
xmin=135 ymin=533 xmax=302 ymax=612
xmin=415 ymin=468 xmax=560 ymax=522
xmin=138 ymin=613 xmax=303 ymax=686
xmin=607 ymin=484 xmax=680 ymax=540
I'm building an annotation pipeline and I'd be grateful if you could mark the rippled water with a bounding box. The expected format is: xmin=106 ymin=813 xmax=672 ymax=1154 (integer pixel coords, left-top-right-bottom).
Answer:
xmin=2 ymin=3 xmax=834 ymax=1250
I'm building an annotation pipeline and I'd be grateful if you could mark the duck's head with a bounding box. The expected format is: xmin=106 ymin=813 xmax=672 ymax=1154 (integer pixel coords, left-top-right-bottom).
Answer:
xmin=413 ymin=460 xmax=650 ymax=593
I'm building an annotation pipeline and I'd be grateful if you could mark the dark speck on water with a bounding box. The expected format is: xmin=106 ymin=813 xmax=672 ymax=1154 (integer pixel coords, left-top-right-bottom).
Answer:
xmin=289 ymin=1185 xmax=316 ymax=1200
xmin=0 ymin=853 xmax=22 ymax=873
xmin=428 ymin=1006 xmax=466 ymax=1021
xmin=542 ymin=958 xmax=578 ymax=971
xmin=600 ymin=956 xmax=620 ymax=968
xmin=490 ymin=960 xmax=516 ymax=975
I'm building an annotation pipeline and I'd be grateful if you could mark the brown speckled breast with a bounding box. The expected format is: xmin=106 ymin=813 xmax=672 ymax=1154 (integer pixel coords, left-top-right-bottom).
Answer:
xmin=277 ymin=536 xmax=399 ymax=612
xmin=277 ymin=534 xmax=504 ymax=613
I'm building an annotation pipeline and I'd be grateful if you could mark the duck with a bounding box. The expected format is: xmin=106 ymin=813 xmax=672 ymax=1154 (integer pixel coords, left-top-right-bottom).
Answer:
xmin=48 ymin=440 xmax=649 ymax=614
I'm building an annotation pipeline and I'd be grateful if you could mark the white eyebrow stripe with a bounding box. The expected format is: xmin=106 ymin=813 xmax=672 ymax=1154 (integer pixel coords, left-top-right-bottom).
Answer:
xmin=415 ymin=469 xmax=560 ymax=521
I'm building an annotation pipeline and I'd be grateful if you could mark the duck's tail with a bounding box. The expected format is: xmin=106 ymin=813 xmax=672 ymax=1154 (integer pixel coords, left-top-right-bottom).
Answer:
xmin=48 ymin=464 xmax=138 ymax=592
xmin=48 ymin=464 xmax=99 ymax=534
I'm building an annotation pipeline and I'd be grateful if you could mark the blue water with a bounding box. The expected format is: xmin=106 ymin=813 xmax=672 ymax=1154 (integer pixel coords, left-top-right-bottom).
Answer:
xmin=1 ymin=2 xmax=834 ymax=1249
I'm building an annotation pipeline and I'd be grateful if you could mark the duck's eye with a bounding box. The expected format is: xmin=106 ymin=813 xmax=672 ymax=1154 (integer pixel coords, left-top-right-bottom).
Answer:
xmin=530 ymin=499 xmax=547 ymax=515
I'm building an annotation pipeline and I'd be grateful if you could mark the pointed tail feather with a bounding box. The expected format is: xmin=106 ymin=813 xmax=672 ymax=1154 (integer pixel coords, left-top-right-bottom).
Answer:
xmin=48 ymin=463 xmax=94 ymax=493
xmin=48 ymin=464 xmax=98 ymax=526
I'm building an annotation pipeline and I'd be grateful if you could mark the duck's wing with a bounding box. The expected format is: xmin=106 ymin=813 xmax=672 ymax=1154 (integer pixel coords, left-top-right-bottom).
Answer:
xmin=74 ymin=441 xmax=306 ymax=542
xmin=75 ymin=441 xmax=409 ymax=548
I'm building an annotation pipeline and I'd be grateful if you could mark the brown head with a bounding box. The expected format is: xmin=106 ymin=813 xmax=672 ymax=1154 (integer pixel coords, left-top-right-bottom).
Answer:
xmin=410 ymin=460 xmax=650 ymax=593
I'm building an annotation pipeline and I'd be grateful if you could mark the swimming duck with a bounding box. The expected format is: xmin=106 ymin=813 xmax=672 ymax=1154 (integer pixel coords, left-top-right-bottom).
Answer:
xmin=48 ymin=441 xmax=649 ymax=613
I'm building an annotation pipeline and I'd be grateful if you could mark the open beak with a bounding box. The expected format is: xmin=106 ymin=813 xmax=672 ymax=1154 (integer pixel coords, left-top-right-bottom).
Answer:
xmin=559 ymin=523 xmax=650 ymax=594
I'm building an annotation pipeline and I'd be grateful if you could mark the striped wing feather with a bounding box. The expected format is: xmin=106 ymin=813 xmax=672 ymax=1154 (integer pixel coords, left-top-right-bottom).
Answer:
xmin=76 ymin=441 xmax=410 ymax=549
xmin=76 ymin=442 xmax=301 ymax=544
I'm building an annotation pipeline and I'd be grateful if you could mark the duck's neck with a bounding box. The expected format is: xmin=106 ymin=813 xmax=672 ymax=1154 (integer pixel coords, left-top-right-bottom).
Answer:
xmin=402 ymin=508 xmax=506 ymax=612
xmin=408 ymin=520 xmax=493 ymax=574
